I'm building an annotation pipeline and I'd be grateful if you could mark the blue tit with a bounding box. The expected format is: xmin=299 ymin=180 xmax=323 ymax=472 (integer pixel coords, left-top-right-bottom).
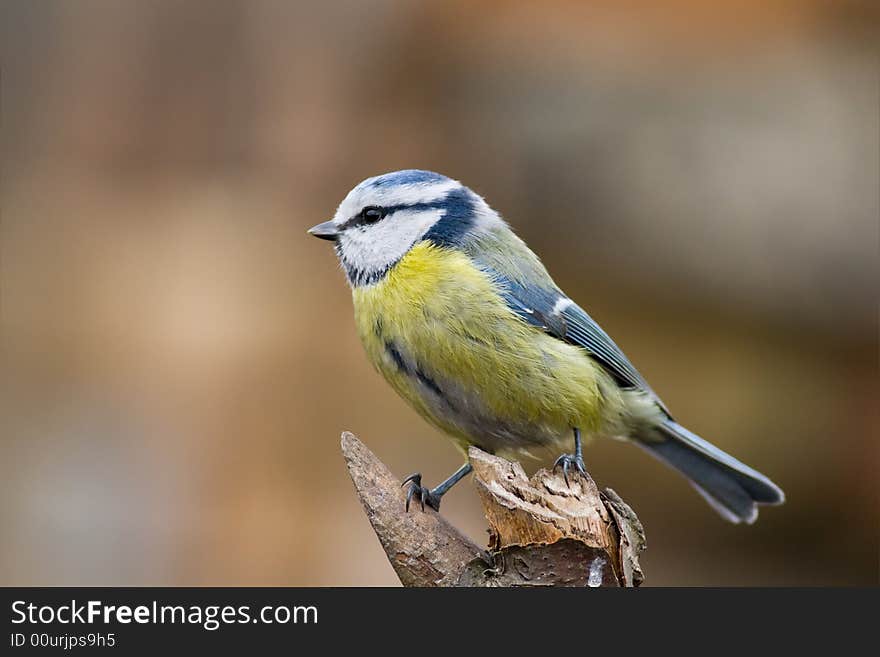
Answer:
xmin=309 ymin=170 xmax=784 ymax=523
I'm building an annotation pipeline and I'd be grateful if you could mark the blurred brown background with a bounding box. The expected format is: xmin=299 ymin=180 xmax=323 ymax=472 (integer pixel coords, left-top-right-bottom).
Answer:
xmin=1 ymin=0 xmax=877 ymax=586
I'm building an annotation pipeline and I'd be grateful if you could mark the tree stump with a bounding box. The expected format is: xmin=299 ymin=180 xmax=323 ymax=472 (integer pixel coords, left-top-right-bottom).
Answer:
xmin=341 ymin=431 xmax=645 ymax=587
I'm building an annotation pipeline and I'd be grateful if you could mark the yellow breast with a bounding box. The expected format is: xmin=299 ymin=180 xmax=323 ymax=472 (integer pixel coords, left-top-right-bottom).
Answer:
xmin=351 ymin=241 xmax=618 ymax=457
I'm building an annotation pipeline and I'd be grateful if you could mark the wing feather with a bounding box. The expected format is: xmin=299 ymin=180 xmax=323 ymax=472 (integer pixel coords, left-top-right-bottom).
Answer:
xmin=474 ymin=260 xmax=669 ymax=415
xmin=463 ymin=226 xmax=670 ymax=415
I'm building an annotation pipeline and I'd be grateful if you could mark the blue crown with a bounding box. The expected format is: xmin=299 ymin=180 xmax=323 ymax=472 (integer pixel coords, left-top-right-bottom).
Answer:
xmin=364 ymin=169 xmax=451 ymax=189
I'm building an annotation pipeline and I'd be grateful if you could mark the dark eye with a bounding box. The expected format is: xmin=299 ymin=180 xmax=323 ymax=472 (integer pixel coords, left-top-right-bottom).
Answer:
xmin=361 ymin=206 xmax=385 ymax=224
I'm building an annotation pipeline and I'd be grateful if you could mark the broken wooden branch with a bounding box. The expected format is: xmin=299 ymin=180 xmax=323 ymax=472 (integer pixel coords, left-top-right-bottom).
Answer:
xmin=340 ymin=431 xmax=485 ymax=586
xmin=341 ymin=431 xmax=646 ymax=587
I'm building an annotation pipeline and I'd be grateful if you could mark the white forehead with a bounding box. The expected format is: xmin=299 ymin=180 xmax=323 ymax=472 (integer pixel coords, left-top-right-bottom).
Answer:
xmin=332 ymin=172 xmax=462 ymax=225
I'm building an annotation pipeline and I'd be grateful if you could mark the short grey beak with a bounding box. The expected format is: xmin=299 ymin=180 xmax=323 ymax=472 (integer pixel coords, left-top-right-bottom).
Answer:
xmin=307 ymin=220 xmax=339 ymax=241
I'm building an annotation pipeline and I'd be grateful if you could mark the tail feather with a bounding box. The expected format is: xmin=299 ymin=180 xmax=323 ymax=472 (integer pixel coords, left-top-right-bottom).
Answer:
xmin=639 ymin=420 xmax=785 ymax=524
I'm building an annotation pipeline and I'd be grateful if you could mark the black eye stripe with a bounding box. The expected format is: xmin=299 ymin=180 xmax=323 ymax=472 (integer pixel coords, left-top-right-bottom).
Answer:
xmin=338 ymin=201 xmax=442 ymax=231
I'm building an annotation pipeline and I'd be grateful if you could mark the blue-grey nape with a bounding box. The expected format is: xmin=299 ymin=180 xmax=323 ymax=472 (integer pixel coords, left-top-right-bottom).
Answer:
xmin=422 ymin=187 xmax=477 ymax=248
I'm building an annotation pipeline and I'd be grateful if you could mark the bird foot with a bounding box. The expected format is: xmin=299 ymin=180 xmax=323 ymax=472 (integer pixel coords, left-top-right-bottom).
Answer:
xmin=401 ymin=472 xmax=442 ymax=512
xmin=552 ymin=453 xmax=587 ymax=487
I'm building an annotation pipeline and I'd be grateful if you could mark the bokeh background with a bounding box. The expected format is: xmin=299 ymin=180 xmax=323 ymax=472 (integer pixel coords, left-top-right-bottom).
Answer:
xmin=2 ymin=0 xmax=878 ymax=586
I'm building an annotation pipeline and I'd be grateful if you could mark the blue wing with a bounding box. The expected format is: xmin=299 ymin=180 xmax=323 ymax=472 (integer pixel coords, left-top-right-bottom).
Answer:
xmin=460 ymin=225 xmax=669 ymax=415
xmin=488 ymin=270 xmax=671 ymax=417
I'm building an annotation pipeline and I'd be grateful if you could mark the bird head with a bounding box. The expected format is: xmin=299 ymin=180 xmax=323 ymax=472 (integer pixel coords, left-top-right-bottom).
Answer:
xmin=309 ymin=170 xmax=502 ymax=286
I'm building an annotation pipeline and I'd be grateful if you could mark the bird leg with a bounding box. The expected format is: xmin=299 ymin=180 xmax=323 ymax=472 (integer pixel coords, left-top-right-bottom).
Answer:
xmin=553 ymin=427 xmax=587 ymax=487
xmin=402 ymin=462 xmax=473 ymax=512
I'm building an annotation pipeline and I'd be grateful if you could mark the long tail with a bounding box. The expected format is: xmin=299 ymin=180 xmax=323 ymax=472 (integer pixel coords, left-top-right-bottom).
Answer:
xmin=638 ymin=420 xmax=785 ymax=524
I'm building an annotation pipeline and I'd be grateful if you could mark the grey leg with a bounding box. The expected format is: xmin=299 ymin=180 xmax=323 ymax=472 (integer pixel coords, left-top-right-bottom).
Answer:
xmin=553 ymin=427 xmax=587 ymax=487
xmin=402 ymin=462 xmax=473 ymax=512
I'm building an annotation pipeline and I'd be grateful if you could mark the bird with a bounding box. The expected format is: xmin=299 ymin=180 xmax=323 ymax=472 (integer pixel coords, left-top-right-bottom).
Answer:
xmin=308 ymin=169 xmax=784 ymax=523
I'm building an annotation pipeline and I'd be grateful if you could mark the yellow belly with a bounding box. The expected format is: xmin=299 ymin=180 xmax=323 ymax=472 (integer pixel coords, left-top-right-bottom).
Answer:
xmin=351 ymin=242 xmax=622 ymax=458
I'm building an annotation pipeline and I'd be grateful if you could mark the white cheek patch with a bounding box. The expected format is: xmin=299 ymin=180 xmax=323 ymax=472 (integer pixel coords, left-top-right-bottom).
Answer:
xmin=338 ymin=209 xmax=443 ymax=284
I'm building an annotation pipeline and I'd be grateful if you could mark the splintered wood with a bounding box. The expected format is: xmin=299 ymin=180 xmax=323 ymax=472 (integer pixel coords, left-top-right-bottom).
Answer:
xmin=341 ymin=431 xmax=645 ymax=587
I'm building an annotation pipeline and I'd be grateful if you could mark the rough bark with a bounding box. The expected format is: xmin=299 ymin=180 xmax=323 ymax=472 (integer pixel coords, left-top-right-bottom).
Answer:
xmin=341 ymin=431 xmax=645 ymax=587
xmin=340 ymin=431 xmax=485 ymax=586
